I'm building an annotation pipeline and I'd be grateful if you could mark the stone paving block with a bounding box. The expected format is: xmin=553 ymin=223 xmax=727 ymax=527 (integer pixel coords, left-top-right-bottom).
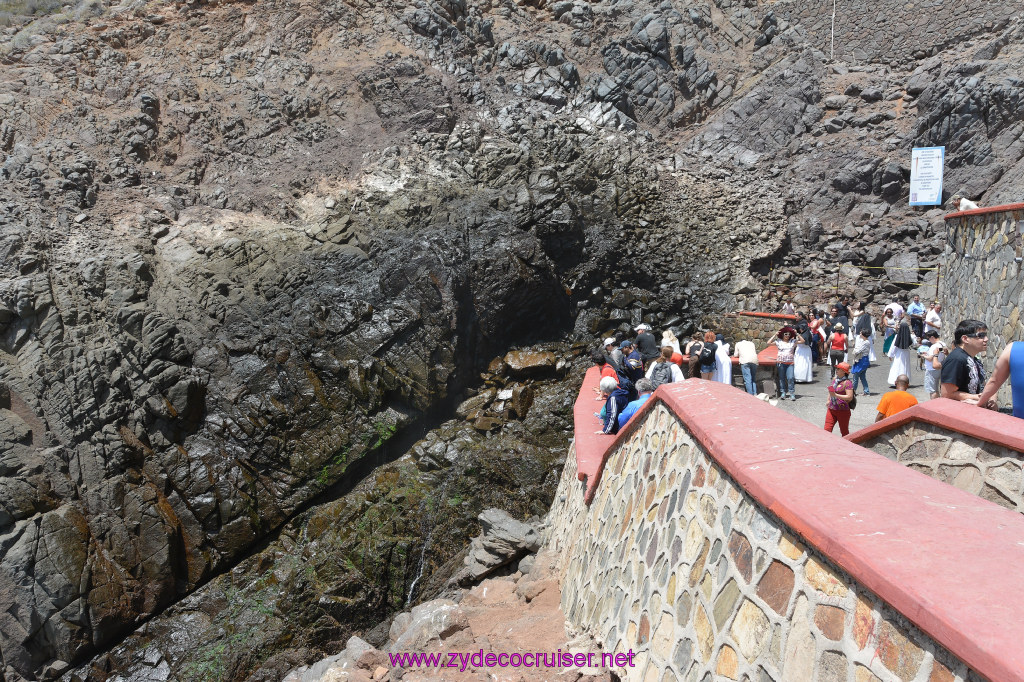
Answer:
xmin=818 ymin=650 xmax=848 ymax=682
xmin=756 ymin=561 xmax=794 ymax=615
xmin=814 ymin=604 xmax=846 ymax=641
xmin=777 ymin=532 xmax=805 ymax=561
xmin=929 ymin=660 xmax=956 ymax=682
xmin=694 ymin=603 xmax=713 ymax=662
xmin=728 ymin=531 xmax=753 ymax=583
xmin=855 ymin=664 xmax=883 ymax=682
xmin=689 ymin=540 xmax=710 ymax=587
xmin=731 ymin=599 xmax=771 ymax=662
xmin=876 ymin=619 xmax=925 ymax=682
xmin=713 ymin=579 xmax=741 ymax=629
xmin=805 ymin=556 xmax=847 ymax=597
xmin=716 ymin=644 xmax=739 ymax=679
xmin=781 ymin=595 xmax=814 ymax=680
xmin=651 ymin=612 xmax=673 ymax=661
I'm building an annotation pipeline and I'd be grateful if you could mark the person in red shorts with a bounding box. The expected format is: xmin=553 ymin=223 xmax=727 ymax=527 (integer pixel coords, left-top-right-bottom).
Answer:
xmin=824 ymin=362 xmax=855 ymax=436
xmin=874 ymin=374 xmax=918 ymax=422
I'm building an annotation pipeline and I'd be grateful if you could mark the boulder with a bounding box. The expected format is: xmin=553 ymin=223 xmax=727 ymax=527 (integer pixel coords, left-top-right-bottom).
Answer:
xmin=452 ymin=509 xmax=541 ymax=586
xmin=388 ymin=600 xmax=470 ymax=652
xmin=456 ymin=388 xmax=496 ymax=419
xmin=503 ymin=350 xmax=557 ymax=378
xmin=884 ymin=251 xmax=920 ymax=284
xmin=822 ymin=94 xmax=849 ymax=109
xmin=509 ymin=384 xmax=535 ymax=419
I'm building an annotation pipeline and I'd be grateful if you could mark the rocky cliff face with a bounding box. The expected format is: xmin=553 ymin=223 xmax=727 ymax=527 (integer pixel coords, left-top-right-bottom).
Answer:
xmin=1 ymin=0 xmax=1023 ymax=678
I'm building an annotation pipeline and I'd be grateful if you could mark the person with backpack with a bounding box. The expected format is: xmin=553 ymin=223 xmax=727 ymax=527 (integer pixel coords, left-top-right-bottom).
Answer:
xmin=696 ymin=331 xmax=718 ymax=380
xmin=617 ymin=378 xmax=656 ymax=429
xmin=646 ymin=346 xmax=684 ymax=387
xmin=597 ymin=376 xmax=632 ymax=435
xmin=824 ymin=362 xmax=855 ymax=435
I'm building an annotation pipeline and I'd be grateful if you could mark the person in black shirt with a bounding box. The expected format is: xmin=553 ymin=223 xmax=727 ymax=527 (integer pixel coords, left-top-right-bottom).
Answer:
xmin=833 ymin=296 xmax=850 ymax=320
xmin=940 ymin=319 xmax=994 ymax=406
xmin=828 ymin=304 xmax=849 ymax=340
xmin=634 ymin=324 xmax=660 ymax=366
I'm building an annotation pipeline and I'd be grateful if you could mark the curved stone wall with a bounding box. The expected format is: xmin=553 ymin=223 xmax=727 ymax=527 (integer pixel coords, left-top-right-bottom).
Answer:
xmin=547 ymin=378 xmax=1024 ymax=681
xmin=850 ymin=399 xmax=1024 ymax=514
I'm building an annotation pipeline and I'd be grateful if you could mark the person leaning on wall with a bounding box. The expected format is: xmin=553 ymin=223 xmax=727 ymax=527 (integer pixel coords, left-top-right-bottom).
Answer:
xmin=950 ymin=195 xmax=979 ymax=212
xmin=977 ymin=341 xmax=1024 ymax=418
xmin=940 ymin=319 xmax=993 ymax=407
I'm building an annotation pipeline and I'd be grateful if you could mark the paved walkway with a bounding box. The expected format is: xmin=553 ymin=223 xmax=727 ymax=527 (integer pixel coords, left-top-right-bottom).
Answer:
xmin=762 ymin=337 xmax=934 ymax=434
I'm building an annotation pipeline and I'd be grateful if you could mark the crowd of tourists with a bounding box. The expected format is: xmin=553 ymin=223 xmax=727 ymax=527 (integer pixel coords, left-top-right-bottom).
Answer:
xmin=591 ymin=298 xmax=1023 ymax=438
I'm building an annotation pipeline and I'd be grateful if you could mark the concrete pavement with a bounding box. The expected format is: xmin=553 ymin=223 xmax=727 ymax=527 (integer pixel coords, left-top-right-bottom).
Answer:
xmin=758 ymin=337 xmax=933 ymax=433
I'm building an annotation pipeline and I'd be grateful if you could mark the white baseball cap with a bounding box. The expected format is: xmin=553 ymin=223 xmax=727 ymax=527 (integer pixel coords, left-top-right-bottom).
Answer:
xmin=603 ymin=337 xmax=616 ymax=346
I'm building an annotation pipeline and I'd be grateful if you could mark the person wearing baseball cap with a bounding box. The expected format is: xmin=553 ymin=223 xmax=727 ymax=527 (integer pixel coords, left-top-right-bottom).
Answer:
xmin=824 ymin=362 xmax=855 ymax=435
xmin=604 ymin=337 xmax=624 ymax=374
xmin=620 ymin=339 xmax=645 ymax=382
xmin=634 ymin=324 xmax=660 ymax=366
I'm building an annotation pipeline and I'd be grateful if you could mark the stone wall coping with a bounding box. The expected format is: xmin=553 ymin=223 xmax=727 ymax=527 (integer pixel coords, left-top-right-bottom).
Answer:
xmin=572 ymin=376 xmax=1024 ymax=681
xmin=845 ymin=397 xmax=1024 ymax=453
xmin=572 ymin=367 xmax=617 ymax=501
xmin=944 ymin=201 xmax=1024 ymax=220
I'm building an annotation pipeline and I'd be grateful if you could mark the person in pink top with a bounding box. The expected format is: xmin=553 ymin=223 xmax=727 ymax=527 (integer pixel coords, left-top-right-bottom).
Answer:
xmin=770 ymin=327 xmax=798 ymax=400
xmin=825 ymin=362 xmax=855 ymax=435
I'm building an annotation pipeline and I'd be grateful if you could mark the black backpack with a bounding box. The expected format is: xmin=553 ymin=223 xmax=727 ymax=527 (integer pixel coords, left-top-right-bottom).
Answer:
xmin=615 ymin=370 xmax=638 ymax=401
xmin=650 ymin=362 xmax=675 ymax=388
xmin=698 ymin=342 xmax=716 ymax=365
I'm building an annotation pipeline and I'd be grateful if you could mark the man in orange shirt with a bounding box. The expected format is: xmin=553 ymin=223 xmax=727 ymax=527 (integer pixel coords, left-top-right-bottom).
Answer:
xmin=874 ymin=374 xmax=918 ymax=421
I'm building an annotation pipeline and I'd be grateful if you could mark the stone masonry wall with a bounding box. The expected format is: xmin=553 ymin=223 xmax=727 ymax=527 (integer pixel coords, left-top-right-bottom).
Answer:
xmin=859 ymin=420 xmax=1024 ymax=514
xmin=942 ymin=206 xmax=1024 ymax=406
xmin=545 ymin=402 xmax=975 ymax=681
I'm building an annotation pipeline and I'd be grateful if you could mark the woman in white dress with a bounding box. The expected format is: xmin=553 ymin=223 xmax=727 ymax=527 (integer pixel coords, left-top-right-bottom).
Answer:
xmin=793 ymin=313 xmax=814 ymax=383
xmin=887 ymin=320 xmax=914 ymax=387
xmin=860 ymin=306 xmax=878 ymax=363
xmin=714 ymin=334 xmax=732 ymax=385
